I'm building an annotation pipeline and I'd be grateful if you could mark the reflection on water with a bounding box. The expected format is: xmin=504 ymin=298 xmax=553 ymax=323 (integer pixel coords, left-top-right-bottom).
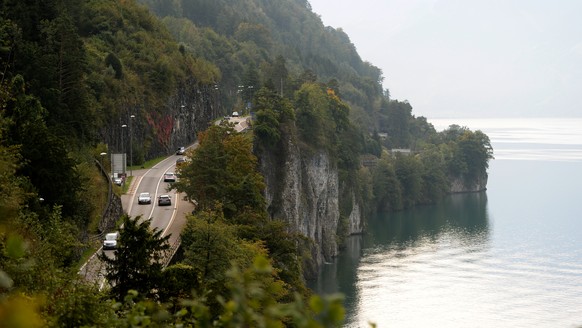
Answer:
xmin=311 ymin=193 xmax=492 ymax=327
xmin=310 ymin=186 xmax=582 ymax=327
xmin=310 ymin=119 xmax=582 ymax=327
xmin=364 ymin=192 xmax=489 ymax=248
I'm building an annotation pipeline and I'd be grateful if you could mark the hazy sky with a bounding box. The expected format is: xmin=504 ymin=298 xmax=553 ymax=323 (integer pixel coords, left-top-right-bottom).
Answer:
xmin=307 ymin=0 xmax=582 ymax=118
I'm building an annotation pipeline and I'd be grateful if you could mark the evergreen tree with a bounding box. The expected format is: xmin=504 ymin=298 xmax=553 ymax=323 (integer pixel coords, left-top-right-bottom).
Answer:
xmin=3 ymin=75 xmax=88 ymax=223
xmin=99 ymin=215 xmax=170 ymax=301
xmin=268 ymin=55 xmax=289 ymax=96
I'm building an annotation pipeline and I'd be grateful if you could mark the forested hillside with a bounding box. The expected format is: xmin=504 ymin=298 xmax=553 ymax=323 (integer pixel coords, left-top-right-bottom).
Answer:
xmin=139 ymin=0 xmax=386 ymax=128
xmin=1 ymin=0 xmax=492 ymax=325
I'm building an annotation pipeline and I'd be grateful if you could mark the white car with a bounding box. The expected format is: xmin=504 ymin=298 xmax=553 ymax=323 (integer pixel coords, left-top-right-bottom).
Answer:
xmin=164 ymin=172 xmax=176 ymax=182
xmin=103 ymin=232 xmax=119 ymax=250
xmin=138 ymin=192 xmax=151 ymax=204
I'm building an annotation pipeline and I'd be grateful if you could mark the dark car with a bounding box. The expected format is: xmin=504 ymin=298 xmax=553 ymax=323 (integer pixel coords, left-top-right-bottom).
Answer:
xmin=176 ymin=157 xmax=187 ymax=167
xmin=164 ymin=172 xmax=176 ymax=182
xmin=176 ymin=147 xmax=185 ymax=155
xmin=158 ymin=194 xmax=171 ymax=206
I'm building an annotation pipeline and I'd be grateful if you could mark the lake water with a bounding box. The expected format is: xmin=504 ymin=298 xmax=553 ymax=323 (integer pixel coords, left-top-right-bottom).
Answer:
xmin=310 ymin=118 xmax=582 ymax=327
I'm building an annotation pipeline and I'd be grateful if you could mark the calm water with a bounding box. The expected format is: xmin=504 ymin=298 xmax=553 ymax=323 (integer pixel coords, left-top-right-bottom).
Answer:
xmin=310 ymin=118 xmax=582 ymax=327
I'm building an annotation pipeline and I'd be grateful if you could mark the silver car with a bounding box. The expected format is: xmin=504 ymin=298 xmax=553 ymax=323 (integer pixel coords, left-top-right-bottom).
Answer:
xmin=158 ymin=194 xmax=171 ymax=206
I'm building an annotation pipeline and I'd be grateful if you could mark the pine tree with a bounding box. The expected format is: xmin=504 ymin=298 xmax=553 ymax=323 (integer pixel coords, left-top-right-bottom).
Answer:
xmin=99 ymin=215 xmax=170 ymax=301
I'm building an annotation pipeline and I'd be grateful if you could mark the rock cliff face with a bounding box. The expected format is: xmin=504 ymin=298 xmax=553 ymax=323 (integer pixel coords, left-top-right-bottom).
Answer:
xmin=258 ymin=132 xmax=363 ymax=278
xmin=103 ymin=81 xmax=220 ymax=160
xmin=346 ymin=193 xmax=363 ymax=234
xmin=167 ymin=84 xmax=221 ymax=153
xmin=449 ymin=173 xmax=488 ymax=193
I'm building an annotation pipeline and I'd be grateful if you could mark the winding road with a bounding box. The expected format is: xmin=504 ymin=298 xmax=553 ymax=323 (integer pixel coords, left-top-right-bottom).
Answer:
xmin=79 ymin=116 xmax=249 ymax=287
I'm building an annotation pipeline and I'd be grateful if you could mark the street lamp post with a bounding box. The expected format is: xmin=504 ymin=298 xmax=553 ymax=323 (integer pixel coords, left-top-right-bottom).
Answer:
xmin=121 ymin=124 xmax=127 ymax=179
xmin=247 ymin=85 xmax=254 ymax=111
xmin=99 ymin=151 xmax=109 ymax=181
xmin=130 ymin=114 xmax=135 ymax=177
xmin=99 ymin=152 xmax=107 ymax=166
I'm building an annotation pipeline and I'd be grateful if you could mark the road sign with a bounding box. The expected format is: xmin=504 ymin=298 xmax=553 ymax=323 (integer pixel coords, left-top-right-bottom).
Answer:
xmin=111 ymin=153 xmax=126 ymax=175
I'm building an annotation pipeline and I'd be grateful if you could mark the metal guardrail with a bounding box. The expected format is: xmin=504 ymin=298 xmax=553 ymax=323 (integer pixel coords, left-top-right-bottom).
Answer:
xmin=163 ymin=236 xmax=181 ymax=267
xmin=95 ymin=158 xmax=113 ymax=231
xmin=81 ymin=159 xmax=113 ymax=255
xmin=89 ymin=231 xmax=106 ymax=244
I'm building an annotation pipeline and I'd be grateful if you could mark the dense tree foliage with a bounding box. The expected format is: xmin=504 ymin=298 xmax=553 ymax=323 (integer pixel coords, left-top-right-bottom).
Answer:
xmin=172 ymin=124 xmax=266 ymax=220
xmin=3 ymin=75 xmax=90 ymax=223
xmin=178 ymin=208 xmax=286 ymax=315
xmin=394 ymin=153 xmax=423 ymax=208
xmin=142 ymin=0 xmax=385 ymax=116
xmin=372 ymin=157 xmax=403 ymax=211
xmin=0 ymin=113 xmax=110 ymax=327
xmin=417 ymin=145 xmax=450 ymax=203
xmin=253 ymin=86 xmax=295 ymax=148
xmin=368 ymin=124 xmax=494 ymax=211
xmin=99 ymin=215 xmax=170 ymax=301
xmin=99 ymin=258 xmax=345 ymax=327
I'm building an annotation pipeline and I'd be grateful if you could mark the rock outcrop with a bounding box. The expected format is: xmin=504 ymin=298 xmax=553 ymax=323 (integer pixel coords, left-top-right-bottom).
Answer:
xmin=449 ymin=173 xmax=488 ymax=193
xmin=102 ymin=81 xmax=220 ymax=160
xmin=258 ymin=131 xmax=363 ymax=278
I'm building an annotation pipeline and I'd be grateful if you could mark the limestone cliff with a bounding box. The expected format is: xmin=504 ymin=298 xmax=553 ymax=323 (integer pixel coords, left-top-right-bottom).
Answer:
xmin=102 ymin=81 xmax=220 ymax=161
xmin=449 ymin=173 xmax=488 ymax=193
xmin=258 ymin=131 xmax=364 ymax=278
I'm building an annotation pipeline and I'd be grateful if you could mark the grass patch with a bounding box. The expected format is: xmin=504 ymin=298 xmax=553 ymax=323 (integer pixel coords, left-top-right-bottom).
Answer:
xmin=76 ymin=242 xmax=101 ymax=270
xmin=129 ymin=155 xmax=167 ymax=171
xmin=121 ymin=176 xmax=133 ymax=194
